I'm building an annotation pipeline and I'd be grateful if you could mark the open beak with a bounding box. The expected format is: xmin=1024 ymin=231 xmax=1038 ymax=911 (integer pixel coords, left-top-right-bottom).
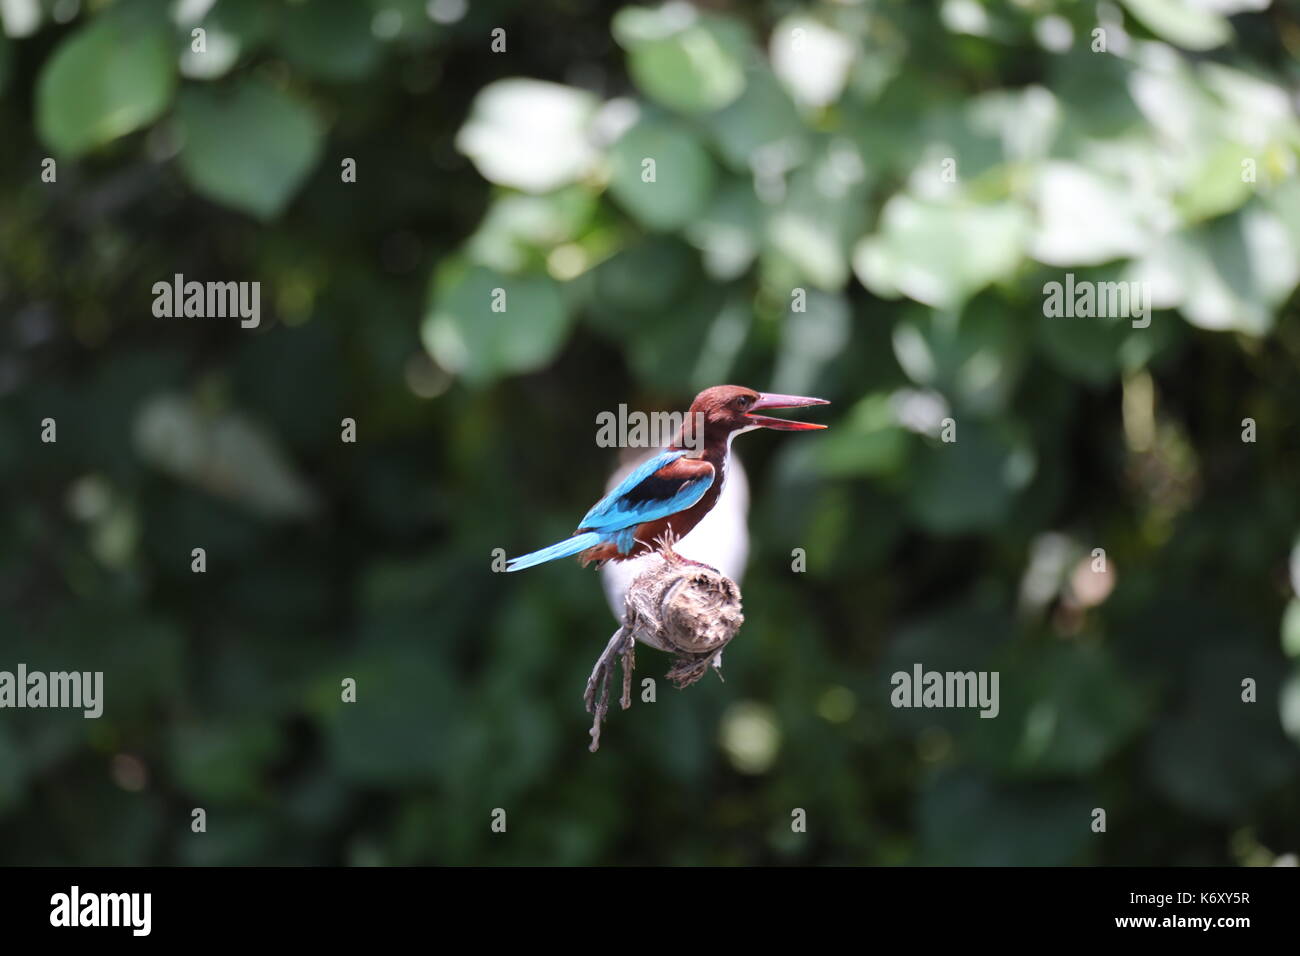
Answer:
xmin=745 ymin=392 xmax=830 ymax=430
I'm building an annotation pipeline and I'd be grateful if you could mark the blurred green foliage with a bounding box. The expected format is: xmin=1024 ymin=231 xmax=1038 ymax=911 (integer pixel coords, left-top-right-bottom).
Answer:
xmin=2 ymin=0 xmax=1300 ymax=865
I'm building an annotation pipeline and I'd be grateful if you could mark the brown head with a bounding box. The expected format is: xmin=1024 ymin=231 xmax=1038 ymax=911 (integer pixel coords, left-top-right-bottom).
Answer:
xmin=678 ymin=385 xmax=829 ymax=450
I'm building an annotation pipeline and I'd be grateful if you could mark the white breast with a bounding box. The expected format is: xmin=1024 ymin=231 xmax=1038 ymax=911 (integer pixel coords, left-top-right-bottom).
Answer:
xmin=599 ymin=448 xmax=751 ymax=625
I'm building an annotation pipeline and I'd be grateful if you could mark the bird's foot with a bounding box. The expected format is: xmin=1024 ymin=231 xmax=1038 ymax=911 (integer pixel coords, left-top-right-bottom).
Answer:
xmin=648 ymin=531 xmax=718 ymax=572
xmin=584 ymin=625 xmax=636 ymax=753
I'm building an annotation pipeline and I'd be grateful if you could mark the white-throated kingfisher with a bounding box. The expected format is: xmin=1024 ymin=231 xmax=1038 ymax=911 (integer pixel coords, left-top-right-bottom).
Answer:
xmin=506 ymin=385 xmax=829 ymax=572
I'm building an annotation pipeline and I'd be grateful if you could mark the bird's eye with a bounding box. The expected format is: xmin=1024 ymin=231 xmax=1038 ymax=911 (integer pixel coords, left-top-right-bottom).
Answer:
xmin=737 ymin=395 xmax=752 ymax=408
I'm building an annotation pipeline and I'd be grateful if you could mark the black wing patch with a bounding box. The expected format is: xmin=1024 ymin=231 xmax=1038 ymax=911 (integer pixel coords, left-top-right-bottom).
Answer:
xmin=621 ymin=473 xmax=695 ymax=505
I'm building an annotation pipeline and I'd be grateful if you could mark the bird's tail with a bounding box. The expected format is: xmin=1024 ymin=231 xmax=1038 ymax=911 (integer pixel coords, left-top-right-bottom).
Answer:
xmin=506 ymin=532 xmax=603 ymax=572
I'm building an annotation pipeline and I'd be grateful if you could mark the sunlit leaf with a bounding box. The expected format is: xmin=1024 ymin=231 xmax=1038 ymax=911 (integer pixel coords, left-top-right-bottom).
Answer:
xmin=854 ymin=195 xmax=1029 ymax=311
xmin=1119 ymin=0 xmax=1231 ymax=51
xmin=770 ymin=15 xmax=856 ymax=109
xmin=1130 ymin=204 xmax=1299 ymax=335
xmin=613 ymin=5 xmax=748 ymax=113
xmin=1029 ymin=163 xmax=1150 ymax=266
xmin=457 ymin=79 xmax=600 ymax=193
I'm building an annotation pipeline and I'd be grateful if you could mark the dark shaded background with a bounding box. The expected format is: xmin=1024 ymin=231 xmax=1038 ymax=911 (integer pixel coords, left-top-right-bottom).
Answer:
xmin=2 ymin=0 xmax=1300 ymax=865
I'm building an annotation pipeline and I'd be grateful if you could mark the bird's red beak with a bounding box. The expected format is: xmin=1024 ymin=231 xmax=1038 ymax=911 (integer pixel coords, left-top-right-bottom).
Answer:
xmin=745 ymin=392 xmax=830 ymax=430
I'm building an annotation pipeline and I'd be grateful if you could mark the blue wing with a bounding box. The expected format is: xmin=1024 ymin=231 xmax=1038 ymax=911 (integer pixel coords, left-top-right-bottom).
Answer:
xmin=579 ymin=449 xmax=715 ymax=534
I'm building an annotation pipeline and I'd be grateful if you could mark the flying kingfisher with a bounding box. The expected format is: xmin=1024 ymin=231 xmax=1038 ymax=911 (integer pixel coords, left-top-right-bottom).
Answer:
xmin=506 ymin=385 xmax=829 ymax=572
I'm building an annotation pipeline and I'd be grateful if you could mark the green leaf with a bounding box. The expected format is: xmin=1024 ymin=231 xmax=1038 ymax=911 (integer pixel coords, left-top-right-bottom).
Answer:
xmin=464 ymin=187 xmax=599 ymax=273
xmin=1119 ymin=0 xmax=1231 ymax=51
xmin=813 ymin=394 xmax=909 ymax=478
xmin=1265 ymin=180 xmax=1300 ymax=261
xmin=707 ymin=66 xmax=804 ymax=170
xmin=1147 ymin=710 xmax=1295 ymax=819
xmin=589 ymin=236 xmax=698 ymax=320
xmin=1030 ymin=162 xmax=1150 ymax=266
xmin=854 ymin=195 xmax=1029 ymax=312
xmin=133 ymin=393 xmax=321 ymax=519
xmin=1144 ymin=646 xmax=1296 ymax=819
xmin=608 ymin=118 xmax=716 ymax=231
xmin=176 ymin=79 xmax=324 ymax=220
xmin=314 ymin=644 xmax=459 ymax=786
xmin=181 ymin=0 xmax=276 ymax=81
xmin=1035 ymin=312 xmax=1141 ymax=386
xmin=773 ymin=289 xmax=851 ymax=396
xmin=613 ymin=5 xmax=747 ymax=114
xmin=1177 ymin=140 xmax=1258 ymax=222
xmin=683 ymin=179 xmax=762 ymax=280
xmin=1034 ymin=268 xmax=1181 ymax=384
xmin=1049 ymin=46 xmax=1143 ymax=140
xmin=1282 ymin=599 xmax=1300 ymax=659
xmin=170 ymin=721 xmax=284 ymax=802
xmin=770 ymin=15 xmax=857 ymax=110
xmin=623 ymin=286 xmax=745 ymax=391
xmin=35 ymin=13 xmax=176 ymax=157
xmin=906 ymin=420 xmax=1035 ymax=534
xmin=964 ymin=643 xmax=1148 ymax=777
xmin=276 ymin=0 xmax=380 ymax=81
xmin=422 ymin=264 xmax=572 ymax=385
xmin=1282 ymin=668 xmax=1300 ymax=747
xmin=1130 ymin=205 xmax=1299 ymax=335
xmin=891 ymin=299 xmax=1026 ymax=416
xmin=767 ymin=139 xmax=871 ymax=291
